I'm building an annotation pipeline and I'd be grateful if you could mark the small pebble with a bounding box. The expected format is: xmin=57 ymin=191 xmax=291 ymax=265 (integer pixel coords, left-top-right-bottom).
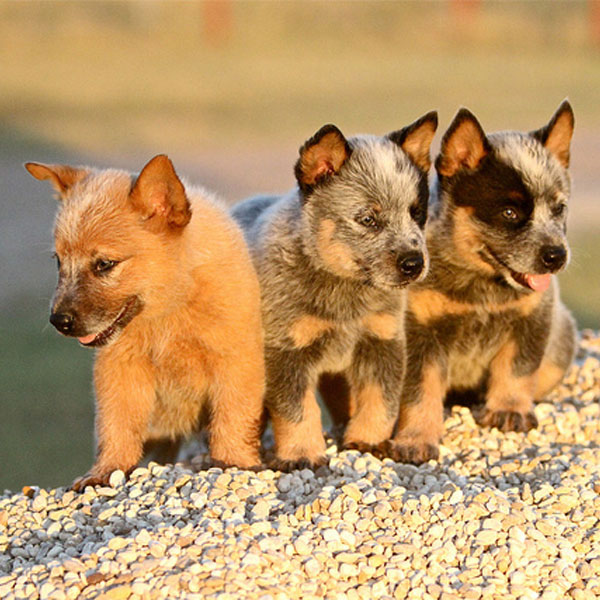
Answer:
xmin=0 ymin=333 xmax=598 ymax=599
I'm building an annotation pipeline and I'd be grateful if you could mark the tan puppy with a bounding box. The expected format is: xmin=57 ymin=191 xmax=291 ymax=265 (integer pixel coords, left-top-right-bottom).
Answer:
xmin=26 ymin=155 xmax=265 ymax=489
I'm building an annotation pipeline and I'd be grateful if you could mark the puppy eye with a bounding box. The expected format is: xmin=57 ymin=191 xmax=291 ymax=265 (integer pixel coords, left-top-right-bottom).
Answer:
xmin=93 ymin=259 xmax=118 ymax=274
xmin=501 ymin=207 xmax=519 ymax=222
xmin=53 ymin=253 xmax=61 ymax=270
xmin=357 ymin=214 xmax=378 ymax=228
xmin=553 ymin=203 xmax=567 ymax=218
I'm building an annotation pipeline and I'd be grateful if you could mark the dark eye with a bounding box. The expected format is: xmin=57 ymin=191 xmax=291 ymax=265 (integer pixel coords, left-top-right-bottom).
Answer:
xmin=501 ymin=207 xmax=519 ymax=222
xmin=53 ymin=253 xmax=61 ymax=270
xmin=357 ymin=214 xmax=378 ymax=228
xmin=410 ymin=203 xmax=426 ymax=226
xmin=553 ymin=203 xmax=567 ymax=218
xmin=93 ymin=259 xmax=118 ymax=274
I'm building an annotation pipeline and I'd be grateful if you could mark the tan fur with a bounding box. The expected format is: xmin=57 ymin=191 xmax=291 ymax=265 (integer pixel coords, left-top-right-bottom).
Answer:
xmin=451 ymin=206 xmax=495 ymax=274
xmin=436 ymin=118 xmax=488 ymax=176
xmin=316 ymin=219 xmax=358 ymax=277
xmin=485 ymin=340 xmax=536 ymax=415
xmin=535 ymin=360 xmax=567 ymax=399
xmin=361 ymin=312 xmax=399 ymax=340
xmin=289 ymin=315 xmax=335 ymax=349
xmin=343 ymin=384 xmax=396 ymax=447
xmin=544 ymin=108 xmax=574 ymax=168
xmin=394 ymin=363 xmax=445 ymax=448
xmin=298 ymin=131 xmax=349 ymax=185
xmin=409 ymin=286 xmax=544 ymax=325
xmin=271 ymin=390 xmax=326 ymax=464
xmin=28 ymin=156 xmax=265 ymax=489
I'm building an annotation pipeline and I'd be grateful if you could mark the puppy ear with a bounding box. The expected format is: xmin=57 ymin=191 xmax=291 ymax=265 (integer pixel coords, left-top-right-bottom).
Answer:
xmin=387 ymin=110 xmax=438 ymax=171
xmin=436 ymin=108 xmax=490 ymax=177
xmin=24 ymin=162 xmax=89 ymax=198
xmin=294 ymin=124 xmax=351 ymax=192
xmin=530 ymin=99 xmax=574 ymax=168
xmin=129 ymin=155 xmax=191 ymax=230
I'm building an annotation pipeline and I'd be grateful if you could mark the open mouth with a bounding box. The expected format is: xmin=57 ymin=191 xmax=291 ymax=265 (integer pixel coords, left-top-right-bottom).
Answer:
xmin=481 ymin=247 xmax=552 ymax=293
xmin=78 ymin=296 xmax=142 ymax=347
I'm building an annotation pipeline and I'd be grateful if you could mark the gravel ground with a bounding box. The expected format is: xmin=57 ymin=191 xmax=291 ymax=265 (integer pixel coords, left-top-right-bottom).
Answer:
xmin=1 ymin=332 xmax=599 ymax=600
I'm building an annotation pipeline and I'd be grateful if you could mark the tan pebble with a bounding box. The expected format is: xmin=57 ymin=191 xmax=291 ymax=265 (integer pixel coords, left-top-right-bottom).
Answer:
xmin=336 ymin=552 xmax=362 ymax=564
xmin=294 ymin=539 xmax=311 ymax=556
xmin=342 ymin=484 xmax=362 ymax=503
xmin=149 ymin=541 xmax=166 ymax=558
xmin=475 ymin=530 xmax=498 ymax=546
xmin=97 ymin=585 xmax=132 ymax=600
xmin=368 ymin=555 xmax=385 ymax=568
xmin=107 ymin=537 xmax=129 ymax=551
xmin=304 ymin=558 xmax=321 ymax=577
xmin=394 ymin=580 xmax=410 ymax=599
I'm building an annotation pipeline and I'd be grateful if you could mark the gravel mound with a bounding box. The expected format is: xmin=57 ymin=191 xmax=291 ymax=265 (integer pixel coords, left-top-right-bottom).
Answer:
xmin=1 ymin=332 xmax=599 ymax=600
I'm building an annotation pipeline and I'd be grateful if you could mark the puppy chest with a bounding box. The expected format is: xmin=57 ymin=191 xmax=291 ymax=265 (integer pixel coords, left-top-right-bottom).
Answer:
xmin=147 ymin=346 xmax=213 ymax=438
xmin=440 ymin=316 xmax=508 ymax=389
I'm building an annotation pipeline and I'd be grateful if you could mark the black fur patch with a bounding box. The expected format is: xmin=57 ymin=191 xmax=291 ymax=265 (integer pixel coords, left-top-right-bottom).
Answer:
xmin=441 ymin=155 xmax=534 ymax=231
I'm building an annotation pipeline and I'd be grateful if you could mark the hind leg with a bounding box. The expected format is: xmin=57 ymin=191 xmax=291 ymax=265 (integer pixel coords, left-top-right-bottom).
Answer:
xmin=480 ymin=338 xmax=539 ymax=432
xmin=536 ymin=302 xmax=576 ymax=399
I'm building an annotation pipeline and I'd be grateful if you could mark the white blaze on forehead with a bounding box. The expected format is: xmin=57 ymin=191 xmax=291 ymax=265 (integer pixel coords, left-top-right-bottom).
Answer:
xmin=489 ymin=132 xmax=570 ymax=199
xmin=349 ymin=136 xmax=422 ymax=199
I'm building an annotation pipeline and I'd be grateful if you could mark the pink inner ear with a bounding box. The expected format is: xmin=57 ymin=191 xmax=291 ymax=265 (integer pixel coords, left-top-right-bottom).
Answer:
xmin=315 ymin=161 xmax=335 ymax=180
xmin=148 ymin=184 xmax=170 ymax=217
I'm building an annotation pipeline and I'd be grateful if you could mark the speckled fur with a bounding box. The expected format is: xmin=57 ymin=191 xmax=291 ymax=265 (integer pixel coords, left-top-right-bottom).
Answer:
xmin=387 ymin=102 xmax=577 ymax=465
xmin=232 ymin=114 xmax=438 ymax=469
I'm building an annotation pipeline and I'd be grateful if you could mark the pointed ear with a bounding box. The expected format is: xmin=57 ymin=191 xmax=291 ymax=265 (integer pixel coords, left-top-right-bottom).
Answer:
xmin=436 ymin=108 xmax=490 ymax=177
xmin=129 ymin=155 xmax=191 ymax=231
xmin=24 ymin=162 xmax=89 ymax=198
xmin=530 ymin=100 xmax=574 ymax=168
xmin=387 ymin=110 xmax=438 ymax=171
xmin=294 ymin=124 xmax=351 ymax=192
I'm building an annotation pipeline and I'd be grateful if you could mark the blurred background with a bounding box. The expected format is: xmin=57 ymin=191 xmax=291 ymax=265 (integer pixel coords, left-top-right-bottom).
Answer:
xmin=1 ymin=1 xmax=599 ymax=491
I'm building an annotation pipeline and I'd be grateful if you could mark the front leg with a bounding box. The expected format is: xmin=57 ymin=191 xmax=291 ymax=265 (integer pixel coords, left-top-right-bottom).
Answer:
xmin=381 ymin=358 xmax=446 ymax=464
xmin=72 ymin=351 xmax=155 ymax=491
xmin=265 ymin=346 xmax=327 ymax=471
xmin=479 ymin=338 xmax=539 ymax=432
xmin=342 ymin=336 xmax=404 ymax=453
xmin=208 ymin=351 xmax=264 ymax=470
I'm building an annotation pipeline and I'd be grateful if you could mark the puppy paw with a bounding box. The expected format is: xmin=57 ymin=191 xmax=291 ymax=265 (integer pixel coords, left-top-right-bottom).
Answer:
xmin=342 ymin=441 xmax=381 ymax=455
xmin=479 ymin=409 xmax=538 ymax=432
xmin=270 ymin=455 xmax=328 ymax=473
xmin=373 ymin=439 xmax=439 ymax=465
xmin=71 ymin=471 xmax=111 ymax=492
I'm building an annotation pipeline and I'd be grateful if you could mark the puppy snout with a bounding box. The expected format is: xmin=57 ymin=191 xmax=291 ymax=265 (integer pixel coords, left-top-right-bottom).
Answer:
xmin=397 ymin=251 xmax=425 ymax=279
xmin=540 ymin=245 xmax=567 ymax=271
xmin=50 ymin=311 xmax=76 ymax=335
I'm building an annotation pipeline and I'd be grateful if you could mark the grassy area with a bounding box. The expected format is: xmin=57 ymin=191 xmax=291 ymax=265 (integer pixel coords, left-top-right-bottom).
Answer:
xmin=559 ymin=230 xmax=600 ymax=329
xmin=0 ymin=305 xmax=94 ymax=492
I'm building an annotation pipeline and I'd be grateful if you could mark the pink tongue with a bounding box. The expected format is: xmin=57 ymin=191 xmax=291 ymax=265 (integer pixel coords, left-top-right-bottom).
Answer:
xmin=78 ymin=333 xmax=97 ymax=345
xmin=524 ymin=273 xmax=552 ymax=292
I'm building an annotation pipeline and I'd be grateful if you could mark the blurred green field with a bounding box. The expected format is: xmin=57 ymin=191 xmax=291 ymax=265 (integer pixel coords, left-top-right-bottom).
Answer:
xmin=1 ymin=1 xmax=599 ymax=491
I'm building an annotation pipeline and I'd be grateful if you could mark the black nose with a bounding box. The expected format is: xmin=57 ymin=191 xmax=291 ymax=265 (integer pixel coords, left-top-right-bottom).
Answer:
xmin=540 ymin=245 xmax=567 ymax=271
xmin=397 ymin=252 xmax=424 ymax=278
xmin=50 ymin=312 xmax=75 ymax=334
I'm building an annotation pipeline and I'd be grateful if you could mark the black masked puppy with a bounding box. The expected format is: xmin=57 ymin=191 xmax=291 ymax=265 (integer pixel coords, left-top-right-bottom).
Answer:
xmin=232 ymin=112 xmax=438 ymax=470
xmin=384 ymin=101 xmax=576 ymax=464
